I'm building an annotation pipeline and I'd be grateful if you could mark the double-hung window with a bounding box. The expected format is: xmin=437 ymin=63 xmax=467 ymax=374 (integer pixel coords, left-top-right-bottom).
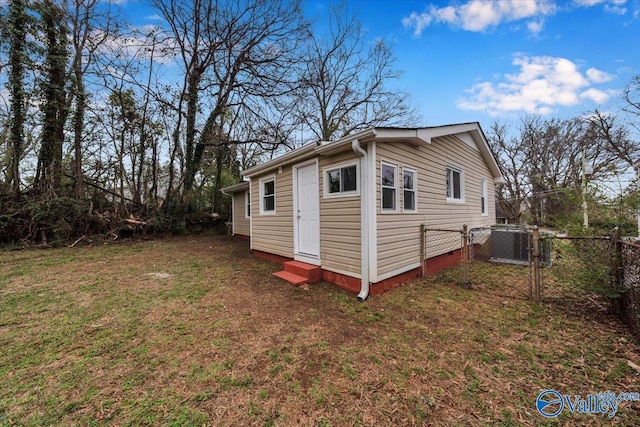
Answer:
xmin=481 ymin=179 xmax=488 ymax=216
xmin=325 ymin=162 xmax=358 ymax=197
xmin=403 ymin=167 xmax=416 ymax=212
xmin=259 ymin=175 xmax=275 ymax=214
xmin=446 ymin=165 xmax=464 ymax=203
xmin=381 ymin=162 xmax=397 ymax=211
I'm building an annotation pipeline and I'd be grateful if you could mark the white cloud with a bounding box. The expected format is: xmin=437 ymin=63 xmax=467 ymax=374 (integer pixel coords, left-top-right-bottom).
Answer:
xmin=527 ymin=19 xmax=545 ymax=35
xmin=402 ymin=12 xmax=433 ymax=37
xmin=604 ymin=4 xmax=627 ymax=14
xmin=402 ymin=0 xmax=557 ymax=36
xmin=586 ymin=67 xmax=614 ymax=83
xmin=456 ymin=55 xmax=615 ymax=116
xmin=581 ymin=88 xmax=611 ymax=103
xmin=403 ymin=0 xmax=630 ymax=36
xmin=94 ymin=27 xmax=177 ymax=66
xmin=573 ymin=0 xmax=628 ymax=14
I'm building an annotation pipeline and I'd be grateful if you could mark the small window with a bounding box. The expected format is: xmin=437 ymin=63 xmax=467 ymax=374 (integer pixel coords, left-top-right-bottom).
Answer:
xmin=481 ymin=179 xmax=488 ymax=216
xmin=245 ymin=190 xmax=251 ymax=218
xmin=323 ymin=161 xmax=358 ymax=198
xmin=259 ymin=175 xmax=275 ymax=214
xmin=446 ymin=165 xmax=464 ymax=203
xmin=381 ymin=162 xmax=397 ymax=211
xmin=403 ymin=167 xmax=416 ymax=212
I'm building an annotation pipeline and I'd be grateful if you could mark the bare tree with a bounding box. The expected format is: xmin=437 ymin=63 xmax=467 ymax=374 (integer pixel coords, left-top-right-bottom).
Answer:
xmin=622 ymin=74 xmax=640 ymax=136
xmin=295 ymin=2 xmax=418 ymax=141
xmin=487 ymin=121 xmax=530 ymax=224
xmin=149 ymin=0 xmax=306 ymax=209
xmin=489 ymin=114 xmax=639 ymax=225
xmin=67 ymin=0 xmax=111 ymax=199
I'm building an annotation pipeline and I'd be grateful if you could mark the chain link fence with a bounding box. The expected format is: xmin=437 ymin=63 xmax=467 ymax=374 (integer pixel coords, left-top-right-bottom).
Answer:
xmin=620 ymin=241 xmax=640 ymax=339
xmin=540 ymin=235 xmax=616 ymax=305
xmin=422 ymin=225 xmax=535 ymax=300
xmin=421 ymin=225 xmax=640 ymax=341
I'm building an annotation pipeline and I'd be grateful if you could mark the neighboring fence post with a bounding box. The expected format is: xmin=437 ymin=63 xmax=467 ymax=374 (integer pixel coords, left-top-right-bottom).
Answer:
xmin=532 ymin=226 xmax=541 ymax=303
xmin=462 ymin=224 xmax=470 ymax=284
xmin=420 ymin=223 xmax=426 ymax=277
xmin=611 ymin=227 xmax=623 ymax=314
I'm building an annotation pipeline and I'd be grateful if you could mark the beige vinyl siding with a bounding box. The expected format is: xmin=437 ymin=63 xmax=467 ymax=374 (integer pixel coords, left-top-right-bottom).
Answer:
xmin=319 ymin=152 xmax=361 ymax=276
xmin=250 ymin=167 xmax=294 ymax=258
xmin=232 ymin=191 xmax=250 ymax=236
xmin=376 ymin=134 xmax=496 ymax=278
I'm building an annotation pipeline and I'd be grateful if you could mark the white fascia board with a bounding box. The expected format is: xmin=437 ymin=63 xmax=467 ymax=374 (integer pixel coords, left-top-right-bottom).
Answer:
xmin=416 ymin=123 xmax=479 ymax=144
xmin=243 ymin=144 xmax=316 ymax=178
xmin=221 ymin=181 xmax=250 ymax=194
xmin=315 ymin=128 xmax=378 ymax=156
xmin=468 ymin=128 xmax=505 ymax=183
xmin=417 ymin=122 xmax=505 ymax=183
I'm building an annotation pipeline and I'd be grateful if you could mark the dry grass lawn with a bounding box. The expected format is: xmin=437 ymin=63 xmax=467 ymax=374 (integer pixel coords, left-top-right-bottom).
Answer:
xmin=1 ymin=234 xmax=639 ymax=426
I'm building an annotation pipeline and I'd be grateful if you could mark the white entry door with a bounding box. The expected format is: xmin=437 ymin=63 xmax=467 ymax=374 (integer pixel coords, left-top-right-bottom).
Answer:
xmin=295 ymin=161 xmax=320 ymax=261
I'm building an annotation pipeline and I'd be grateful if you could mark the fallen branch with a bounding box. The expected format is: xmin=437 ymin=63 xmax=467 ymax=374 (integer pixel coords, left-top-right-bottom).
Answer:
xmin=122 ymin=217 xmax=147 ymax=226
xmin=68 ymin=235 xmax=86 ymax=248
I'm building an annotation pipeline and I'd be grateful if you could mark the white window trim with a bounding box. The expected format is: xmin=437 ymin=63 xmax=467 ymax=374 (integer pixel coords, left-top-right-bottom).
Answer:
xmin=245 ymin=190 xmax=251 ymax=219
xmin=381 ymin=160 xmax=398 ymax=213
xmin=259 ymin=174 xmax=276 ymax=215
xmin=402 ymin=166 xmax=418 ymax=213
xmin=445 ymin=164 xmax=465 ymax=204
xmin=481 ymin=178 xmax=488 ymax=216
xmin=322 ymin=160 xmax=360 ymax=199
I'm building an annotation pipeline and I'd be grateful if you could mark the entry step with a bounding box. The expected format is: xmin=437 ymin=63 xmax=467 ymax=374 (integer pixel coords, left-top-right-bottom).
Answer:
xmin=272 ymin=270 xmax=308 ymax=286
xmin=283 ymin=261 xmax=322 ymax=283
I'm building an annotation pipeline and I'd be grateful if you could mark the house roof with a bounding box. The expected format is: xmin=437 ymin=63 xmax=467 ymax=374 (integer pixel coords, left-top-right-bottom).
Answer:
xmin=220 ymin=181 xmax=249 ymax=194
xmin=241 ymin=122 xmax=504 ymax=183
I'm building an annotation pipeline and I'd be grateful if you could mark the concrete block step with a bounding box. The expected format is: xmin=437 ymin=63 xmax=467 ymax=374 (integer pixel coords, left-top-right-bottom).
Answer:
xmin=283 ymin=261 xmax=322 ymax=283
xmin=272 ymin=270 xmax=308 ymax=286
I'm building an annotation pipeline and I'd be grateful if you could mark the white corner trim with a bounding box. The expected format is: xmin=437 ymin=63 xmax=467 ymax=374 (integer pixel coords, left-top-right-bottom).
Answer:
xmin=368 ymin=141 xmax=378 ymax=283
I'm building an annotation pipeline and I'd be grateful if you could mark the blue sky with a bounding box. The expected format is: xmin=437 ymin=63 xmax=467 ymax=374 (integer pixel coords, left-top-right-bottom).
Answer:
xmin=123 ymin=0 xmax=640 ymax=128
xmin=342 ymin=0 xmax=640 ymax=126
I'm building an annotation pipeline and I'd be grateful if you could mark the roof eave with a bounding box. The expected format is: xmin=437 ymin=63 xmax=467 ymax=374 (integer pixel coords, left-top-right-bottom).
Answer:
xmin=220 ymin=181 xmax=249 ymax=194
xmin=242 ymin=143 xmax=317 ymax=178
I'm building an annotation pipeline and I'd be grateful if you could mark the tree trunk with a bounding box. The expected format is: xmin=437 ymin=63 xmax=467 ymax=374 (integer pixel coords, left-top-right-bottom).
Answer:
xmin=8 ymin=0 xmax=28 ymax=201
xmin=181 ymin=68 xmax=202 ymax=207
xmin=73 ymin=79 xmax=85 ymax=199
xmin=38 ymin=0 xmax=69 ymax=195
